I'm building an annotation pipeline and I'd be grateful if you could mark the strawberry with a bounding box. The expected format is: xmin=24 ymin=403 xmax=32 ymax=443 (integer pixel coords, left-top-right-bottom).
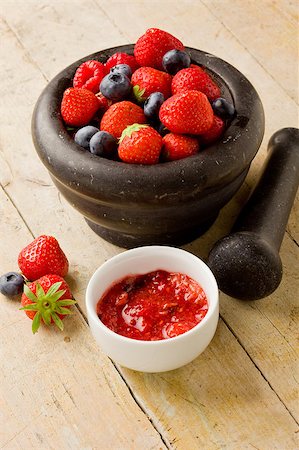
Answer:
xmin=131 ymin=67 xmax=172 ymax=102
xmin=200 ymin=115 xmax=225 ymax=146
xmin=61 ymin=87 xmax=99 ymax=127
xmin=100 ymin=101 xmax=147 ymax=139
xmin=18 ymin=235 xmax=69 ymax=281
xmin=20 ymin=274 xmax=76 ymax=333
xmin=159 ymin=90 xmax=214 ymax=135
xmin=96 ymin=92 xmax=112 ymax=112
xmin=73 ymin=60 xmax=106 ymax=93
xmin=118 ymin=124 xmax=162 ymax=164
xmin=105 ymin=53 xmax=139 ymax=73
xmin=162 ymin=133 xmax=199 ymax=161
xmin=134 ymin=28 xmax=184 ymax=70
xmin=171 ymin=67 xmax=221 ymax=101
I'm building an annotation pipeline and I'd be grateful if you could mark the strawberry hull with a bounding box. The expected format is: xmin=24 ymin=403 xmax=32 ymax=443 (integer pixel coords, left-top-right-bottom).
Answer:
xmin=32 ymin=45 xmax=264 ymax=248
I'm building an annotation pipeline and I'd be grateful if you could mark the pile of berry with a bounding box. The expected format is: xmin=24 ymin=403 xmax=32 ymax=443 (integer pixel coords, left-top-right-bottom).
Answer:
xmin=0 ymin=236 xmax=75 ymax=334
xmin=61 ymin=28 xmax=235 ymax=164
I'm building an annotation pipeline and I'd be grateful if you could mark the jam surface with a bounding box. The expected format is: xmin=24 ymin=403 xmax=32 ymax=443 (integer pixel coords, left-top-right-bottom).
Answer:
xmin=97 ymin=270 xmax=208 ymax=341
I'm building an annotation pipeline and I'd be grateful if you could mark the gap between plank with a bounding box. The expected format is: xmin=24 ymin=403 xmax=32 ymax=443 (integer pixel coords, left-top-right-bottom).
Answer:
xmin=200 ymin=0 xmax=298 ymax=106
xmin=220 ymin=314 xmax=299 ymax=426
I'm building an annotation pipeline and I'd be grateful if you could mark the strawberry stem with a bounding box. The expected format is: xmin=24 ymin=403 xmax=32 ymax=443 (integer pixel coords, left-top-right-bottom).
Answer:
xmin=20 ymin=282 xmax=76 ymax=333
xmin=133 ymin=85 xmax=146 ymax=103
xmin=119 ymin=123 xmax=149 ymax=143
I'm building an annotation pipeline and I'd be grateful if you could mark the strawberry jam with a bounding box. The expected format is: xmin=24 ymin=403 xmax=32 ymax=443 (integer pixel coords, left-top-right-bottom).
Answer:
xmin=97 ymin=270 xmax=208 ymax=341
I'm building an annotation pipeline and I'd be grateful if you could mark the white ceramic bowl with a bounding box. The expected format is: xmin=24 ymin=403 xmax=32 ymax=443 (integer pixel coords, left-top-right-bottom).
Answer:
xmin=86 ymin=246 xmax=219 ymax=372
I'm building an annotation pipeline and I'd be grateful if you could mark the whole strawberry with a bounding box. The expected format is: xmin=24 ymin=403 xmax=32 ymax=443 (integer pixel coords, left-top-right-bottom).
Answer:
xmin=118 ymin=124 xmax=162 ymax=164
xmin=73 ymin=60 xmax=106 ymax=93
xmin=162 ymin=133 xmax=199 ymax=161
xmin=200 ymin=115 xmax=225 ymax=146
xmin=131 ymin=67 xmax=172 ymax=102
xmin=20 ymin=274 xmax=76 ymax=333
xmin=105 ymin=53 xmax=139 ymax=73
xmin=134 ymin=28 xmax=184 ymax=70
xmin=100 ymin=101 xmax=147 ymax=139
xmin=18 ymin=235 xmax=69 ymax=281
xmin=61 ymin=87 xmax=99 ymax=126
xmin=159 ymin=90 xmax=214 ymax=135
xmin=172 ymin=67 xmax=221 ymax=101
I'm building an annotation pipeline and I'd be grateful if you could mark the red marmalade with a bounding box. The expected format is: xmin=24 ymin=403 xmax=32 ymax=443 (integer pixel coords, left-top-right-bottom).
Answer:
xmin=97 ymin=270 xmax=208 ymax=341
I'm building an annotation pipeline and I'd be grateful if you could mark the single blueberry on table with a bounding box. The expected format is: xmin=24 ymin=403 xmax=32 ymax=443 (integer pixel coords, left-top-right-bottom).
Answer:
xmin=212 ymin=97 xmax=235 ymax=120
xmin=162 ymin=49 xmax=191 ymax=75
xmin=0 ymin=272 xmax=24 ymax=296
xmin=110 ymin=64 xmax=132 ymax=79
xmin=74 ymin=126 xmax=99 ymax=149
xmin=100 ymin=72 xmax=132 ymax=101
xmin=144 ymin=92 xmax=165 ymax=120
xmin=89 ymin=131 xmax=117 ymax=157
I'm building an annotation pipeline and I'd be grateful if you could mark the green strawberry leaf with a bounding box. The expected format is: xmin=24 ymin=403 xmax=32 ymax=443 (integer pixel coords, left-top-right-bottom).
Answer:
xmin=51 ymin=312 xmax=64 ymax=331
xmin=32 ymin=312 xmax=41 ymax=334
xmin=46 ymin=290 xmax=67 ymax=302
xmin=20 ymin=304 xmax=39 ymax=311
xmin=23 ymin=284 xmax=38 ymax=303
xmin=55 ymin=306 xmax=73 ymax=315
xmin=119 ymin=123 xmax=149 ymax=143
xmin=56 ymin=299 xmax=77 ymax=306
xmin=41 ymin=310 xmax=52 ymax=326
xmin=36 ymin=283 xmax=46 ymax=298
xmin=133 ymin=85 xmax=146 ymax=103
xmin=45 ymin=282 xmax=62 ymax=298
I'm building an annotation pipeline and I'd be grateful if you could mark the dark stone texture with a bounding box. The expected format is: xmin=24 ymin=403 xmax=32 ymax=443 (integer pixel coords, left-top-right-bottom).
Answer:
xmin=208 ymin=128 xmax=299 ymax=300
xmin=32 ymin=45 xmax=265 ymax=248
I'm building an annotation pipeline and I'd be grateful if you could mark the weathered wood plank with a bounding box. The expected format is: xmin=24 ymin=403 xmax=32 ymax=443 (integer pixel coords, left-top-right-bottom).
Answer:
xmin=201 ymin=0 xmax=298 ymax=103
xmin=0 ymin=187 xmax=167 ymax=450
xmin=120 ymin=319 xmax=298 ymax=449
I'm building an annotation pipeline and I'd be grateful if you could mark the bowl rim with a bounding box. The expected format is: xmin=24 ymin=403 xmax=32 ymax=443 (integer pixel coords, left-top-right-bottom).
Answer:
xmin=32 ymin=44 xmax=265 ymax=201
xmin=85 ymin=245 xmax=219 ymax=346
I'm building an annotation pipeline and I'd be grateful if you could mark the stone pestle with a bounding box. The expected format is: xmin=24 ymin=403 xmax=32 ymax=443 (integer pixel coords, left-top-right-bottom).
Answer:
xmin=207 ymin=128 xmax=299 ymax=300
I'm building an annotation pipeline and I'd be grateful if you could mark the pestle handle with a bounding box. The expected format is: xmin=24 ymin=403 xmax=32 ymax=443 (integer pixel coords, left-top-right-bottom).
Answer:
xmin=208 ymin=128 xmax=299 ymax=300
xmin=234 ymin=127 xmax=299 ymax=249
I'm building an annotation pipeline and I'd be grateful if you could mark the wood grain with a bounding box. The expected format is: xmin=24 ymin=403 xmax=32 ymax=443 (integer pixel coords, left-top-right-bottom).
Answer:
xmin=0 ymin=188 xmax=166 ymax=450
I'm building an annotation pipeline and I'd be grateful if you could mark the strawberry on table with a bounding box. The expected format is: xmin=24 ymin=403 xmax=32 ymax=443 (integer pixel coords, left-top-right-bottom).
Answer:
xmin=159 ymin=90 xmax=214 ymax=135
xmin=73 ymin=60 xmax=106 ymax=93
xmin=171 ymin=67 xmax=221 ymax=101
xmin=61 ymin=87 xmax=100 ymax=127
xmin=100 ymin=101 xmax=147 ymax=139
xmin=134 ymin=28 xmax=184 ymax=70
xmin=131 ymin=67 xmax=172 ymax=102
xmin=118 ymin=124 xmax=162 ymax=164
xmin=20 ymin=274 xmax=76 ymax=334
xmin=18 ymin=235 xmax=69 ymax=281
xmin=162 ymin=133 xmax=199 ymax=161
xmin=105 ymin=52 xmax=139 ymax=73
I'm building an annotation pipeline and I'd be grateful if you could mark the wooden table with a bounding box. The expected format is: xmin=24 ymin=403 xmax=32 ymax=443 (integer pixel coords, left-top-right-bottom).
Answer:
xmin=0 ymin=1 xmax=298 ymax=448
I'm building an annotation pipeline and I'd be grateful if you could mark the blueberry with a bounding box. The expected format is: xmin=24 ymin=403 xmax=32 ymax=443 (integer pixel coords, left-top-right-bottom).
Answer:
xmin=100 ymin=73 xmax=132 ymax=101
xmin=0 ymin=272 xmax=24 ymax=296
xmin=110 ymin=64 xmax=132 ymax=79
xmin=89 ymin=131 xmax=117 ymax=157
xmin=144 ymin=92 xmax=165 ymax=120
xmin=154 ymin=122 xmax=170 ymax=137
xmin=212 ymin=97 xmax=235 ymax=120
xmin=74 ymin=126 xmax=99 ymax=149
xmin=162 ymin=49 xmax=191 ymax=75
